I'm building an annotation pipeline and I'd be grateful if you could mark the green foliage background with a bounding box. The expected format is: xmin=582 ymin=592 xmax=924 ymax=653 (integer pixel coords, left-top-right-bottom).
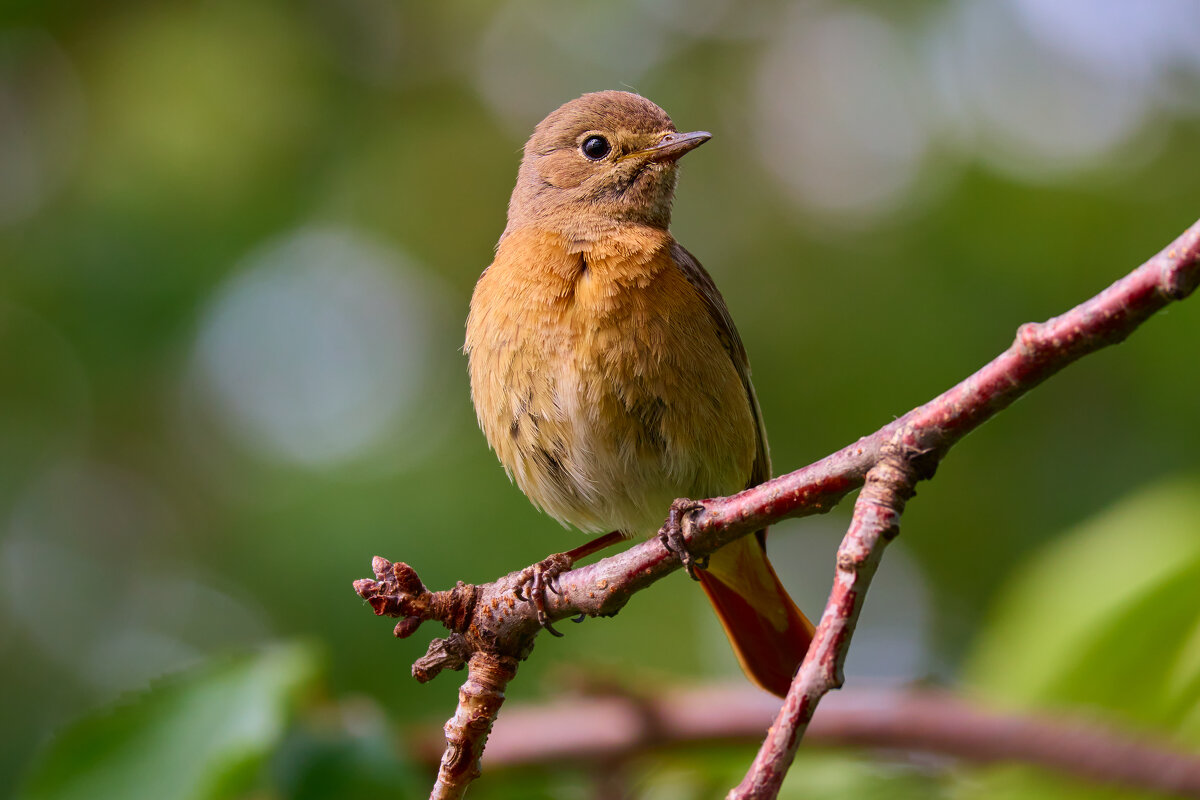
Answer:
xmin=1 ymin=1 xmax=1198 ymax=797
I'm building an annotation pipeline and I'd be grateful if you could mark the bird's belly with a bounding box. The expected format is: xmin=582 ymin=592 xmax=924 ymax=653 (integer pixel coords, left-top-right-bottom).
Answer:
xmin=502 ymin=300 xmax=754 ymax=538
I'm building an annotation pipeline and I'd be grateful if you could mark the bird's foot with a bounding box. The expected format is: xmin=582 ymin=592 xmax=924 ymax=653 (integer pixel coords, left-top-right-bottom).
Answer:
xmin=513 ymin=552 xmax=574 ymax=637
xmin=657 ymin=499 xmax=707 ymax=580
xmin=513 ymin=531 xmax=625 ymax=636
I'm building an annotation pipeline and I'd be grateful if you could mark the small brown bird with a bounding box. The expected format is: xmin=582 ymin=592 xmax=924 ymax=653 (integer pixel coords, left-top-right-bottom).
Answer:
xmin=465 ymin=91 xmax=813 ymax=695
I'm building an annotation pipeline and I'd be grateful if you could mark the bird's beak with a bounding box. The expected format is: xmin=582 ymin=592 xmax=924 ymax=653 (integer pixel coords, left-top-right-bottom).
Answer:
xmin=626 ymin=130 xmax=712 ymax=163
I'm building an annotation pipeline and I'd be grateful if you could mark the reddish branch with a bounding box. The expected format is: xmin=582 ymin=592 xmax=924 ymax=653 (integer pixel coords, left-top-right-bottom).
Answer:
xmin=411 ymin=684 xmax=1200 ymax=797
xmin=429 ymin=652 xmax=518 ymax=799
xmin=354 ymin=217 xmax=1200 ymax=800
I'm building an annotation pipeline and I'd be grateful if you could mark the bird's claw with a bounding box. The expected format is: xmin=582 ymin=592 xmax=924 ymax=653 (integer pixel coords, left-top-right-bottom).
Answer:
xmin=657 ymin=499 xmax=707 ymax=580
xmin=513 ymin=552 xmax=574 ymax=636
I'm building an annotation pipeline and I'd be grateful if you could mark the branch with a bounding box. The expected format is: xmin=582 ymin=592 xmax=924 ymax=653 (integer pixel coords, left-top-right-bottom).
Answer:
xmin=409 ymin=684 xmax=1200 ymax=798
xmin=429 ymin=652 xmax=518 ymax=800
xmin=354 ymin=217 xmax=1200 ymax=799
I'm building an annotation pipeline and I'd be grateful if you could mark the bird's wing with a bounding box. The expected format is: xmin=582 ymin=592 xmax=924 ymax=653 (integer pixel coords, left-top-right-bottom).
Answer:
xmin=669 ymin=240 xmax=771 ymax=490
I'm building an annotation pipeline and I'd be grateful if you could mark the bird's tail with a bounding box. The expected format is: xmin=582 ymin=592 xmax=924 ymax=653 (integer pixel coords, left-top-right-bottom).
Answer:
xmin=696 ymin=532 xmax=814 ymax=697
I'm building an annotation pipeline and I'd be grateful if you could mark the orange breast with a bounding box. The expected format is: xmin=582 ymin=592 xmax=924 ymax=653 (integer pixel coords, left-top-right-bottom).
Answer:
xmin=465 ymin=226 xmax=756 ymax=537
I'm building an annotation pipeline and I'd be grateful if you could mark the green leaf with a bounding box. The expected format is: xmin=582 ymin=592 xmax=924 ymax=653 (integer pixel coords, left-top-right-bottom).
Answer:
xmin=966 ymin=474 xmax=1200 ymax=724
xmin=272 ymin=703 xmax=423 ymax=800
xmin=19 ymin=643 xmax=321 ymax=800
xmin=957 ymin=475 xmax=1200 ymax=799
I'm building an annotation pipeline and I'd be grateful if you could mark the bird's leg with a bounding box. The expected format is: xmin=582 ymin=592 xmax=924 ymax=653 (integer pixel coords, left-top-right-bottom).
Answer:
xmin=657 ymin=499 xmax=707 ymax=580
xmin=513 ymin=530 xmax=626 ymax=636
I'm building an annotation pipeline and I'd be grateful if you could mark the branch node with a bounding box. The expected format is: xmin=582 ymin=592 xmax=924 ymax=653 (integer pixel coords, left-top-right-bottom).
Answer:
xmin=1015 ymin=321 xmax=1043 ymax=359
xmin=355 ymin=560 xmax=481 ymax=643
xmin=414 ymin=634 xmax=474 ymax=683
xmin=430 ymin=581 xmax=479 ymax=633
xmin=1160 ymin=231 xmax=1200 ymax=299
xmin=394 ymin=616 xmax=423 ymax=639
xmin=354 ymin=558 xmax=433 ymax=622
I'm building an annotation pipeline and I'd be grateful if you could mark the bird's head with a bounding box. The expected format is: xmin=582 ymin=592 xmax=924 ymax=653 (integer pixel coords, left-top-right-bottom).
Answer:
xmin=504 ymin=91 xmax=710 ymax=242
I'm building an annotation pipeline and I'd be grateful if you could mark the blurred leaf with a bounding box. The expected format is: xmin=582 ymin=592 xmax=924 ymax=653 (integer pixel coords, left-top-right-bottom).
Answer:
xmin=271 ymin=698 xmax=422 ymax=800
xmin=776 ymin=752 xmax=947 ymax=800
xmin=636 ymin=747 xmax=944 ymax=800
xmin=957 ymin=475 xmax=1200 ymax=798
xmin=463 ymin=770 xmax=593 ymax=800
xmin=966 ymin=474 xmax=1200 ymax=717
xmin=18 ymin=644 xmax=321 ymax=800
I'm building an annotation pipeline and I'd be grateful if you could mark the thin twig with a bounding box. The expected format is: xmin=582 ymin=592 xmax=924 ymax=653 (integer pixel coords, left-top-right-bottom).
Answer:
xmin=430 ymin=652 xmax=519 ymax=800
xmin=729 ymin=454 xmax=914 ymax=798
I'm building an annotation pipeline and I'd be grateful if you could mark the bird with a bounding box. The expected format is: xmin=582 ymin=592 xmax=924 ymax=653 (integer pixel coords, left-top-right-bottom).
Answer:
xmin=464 ymin=90 xmax=813 ymax=696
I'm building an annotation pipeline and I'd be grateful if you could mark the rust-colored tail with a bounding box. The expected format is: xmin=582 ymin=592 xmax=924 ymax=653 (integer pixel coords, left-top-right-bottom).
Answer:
xmin=696 ymin=532 xmax=814 ymax=697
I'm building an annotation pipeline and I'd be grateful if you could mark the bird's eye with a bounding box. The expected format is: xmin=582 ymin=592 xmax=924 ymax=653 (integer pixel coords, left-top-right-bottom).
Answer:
xmin=581 ymin=135 xmax=611 ymax=160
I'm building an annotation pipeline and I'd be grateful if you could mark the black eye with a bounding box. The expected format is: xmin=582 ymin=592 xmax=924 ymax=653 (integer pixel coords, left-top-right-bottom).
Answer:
xmin=581 ymin=135 xmax=611 ymax=160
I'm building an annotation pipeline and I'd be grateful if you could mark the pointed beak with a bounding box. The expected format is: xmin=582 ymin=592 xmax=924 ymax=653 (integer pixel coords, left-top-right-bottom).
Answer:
xmin=626 ymin=130 xmax=712 ymax=164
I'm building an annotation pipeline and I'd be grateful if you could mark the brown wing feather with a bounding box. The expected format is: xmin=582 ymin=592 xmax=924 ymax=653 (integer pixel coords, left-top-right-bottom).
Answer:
xmin=670 ymin=242 xmax=771 ymax=491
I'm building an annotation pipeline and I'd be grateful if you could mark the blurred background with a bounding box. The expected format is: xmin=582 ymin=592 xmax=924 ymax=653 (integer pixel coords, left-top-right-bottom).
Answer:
xmin=2 ymin=1 xmax=1199 ymax=798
